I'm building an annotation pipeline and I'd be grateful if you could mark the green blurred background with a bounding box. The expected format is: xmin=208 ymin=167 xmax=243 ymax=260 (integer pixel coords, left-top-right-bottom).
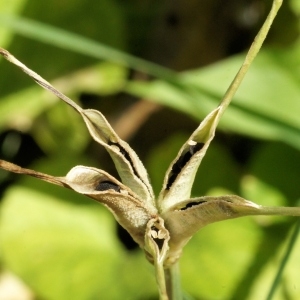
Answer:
xmin=0 ymin=0 xmax=300 ymax=299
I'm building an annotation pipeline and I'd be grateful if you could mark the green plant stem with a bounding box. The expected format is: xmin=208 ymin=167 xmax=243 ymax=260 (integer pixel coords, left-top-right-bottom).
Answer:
xmin=154 ymin=261 xmax=169 ymax=300
xmin=258 ymin=206 xmax=300 ymax=216
xmin=265 ymin=219 xmax=300 ymax=300
xmin=165 ymin=262 xmax=182 ymax=300
xmin=217 ymin=0 xmax=282 ymax=117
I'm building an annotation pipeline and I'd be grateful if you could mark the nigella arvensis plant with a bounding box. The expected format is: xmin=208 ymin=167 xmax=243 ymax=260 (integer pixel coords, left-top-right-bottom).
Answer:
xmin=0 ymin=0 xmax=298 ymax=299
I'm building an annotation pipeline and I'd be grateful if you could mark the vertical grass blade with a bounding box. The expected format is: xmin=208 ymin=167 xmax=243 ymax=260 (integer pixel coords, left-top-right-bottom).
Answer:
xmin=265 ymin=219 xmax=300 ymax=300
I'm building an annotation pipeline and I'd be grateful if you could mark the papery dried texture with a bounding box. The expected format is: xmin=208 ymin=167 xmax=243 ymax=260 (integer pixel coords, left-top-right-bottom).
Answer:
xmin=0 ymin=2 xmax=290 ymax=298
xmin=65 ymin=166 xmax=158 ymax=244
xmin=0 ymin=47 xmax=155 ymax=206
xmin=144 ymin=217 xmax=170 ymax=299
xmin=158 ymin=108 xmax=220 ymax=212
xmin=77 ymin=109 xmax=155 ymax=204
xmin=163 ymin=195 xmax=300 ymax=264
xmin=0 ymin=160 xmax=156 ymax=247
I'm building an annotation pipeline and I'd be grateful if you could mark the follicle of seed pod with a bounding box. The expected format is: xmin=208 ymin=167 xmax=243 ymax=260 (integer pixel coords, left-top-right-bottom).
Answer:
xmin=166 ymin=141 xmax=205 ymax=190
xmin=95 ymin=181 xmax=121 ymax=192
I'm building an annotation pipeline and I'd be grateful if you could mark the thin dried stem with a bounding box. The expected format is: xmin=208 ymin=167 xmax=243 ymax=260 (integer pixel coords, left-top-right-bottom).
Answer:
xmin=0 ymin=160 xmax=66 ymax=187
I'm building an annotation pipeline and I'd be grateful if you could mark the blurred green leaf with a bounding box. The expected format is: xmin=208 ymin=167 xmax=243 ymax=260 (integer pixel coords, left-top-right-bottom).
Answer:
xmin=0 ymin=156 xmax=157 ymax=299
xmin=265 ymin=220 xmax=300 ymax=300
xmin=192 ymin=141 xmax=240 ymax=197
xmin=246 ymin=142 xmax=300 ymax=204
xmin=0 ymin=62 xmax=127 ymax=136
xmin=290 ymin=0 xmax=300 ymax=14
xmin=0 ymin=0 xmax=127 ymax=97
xmin=0 ymin=153 xmax=158 ymax=298
xmin=2 ymin=4 xmax=300 ymax=150
xmin=0 ymin=1 xmax=299 ymax=299
xmin=0 ymin=186 xmax=123 ymax=300
xmin=127 ymin=45 xmax=300 ymax=150
xmin=0 ymin=14 xmax=176 ymax=81
xmin=0 ymin=85 xmax=55 ymax=131
xmin=249 ymin=224 xmax=300 ymax=300
xmin=0 ymin=0 xmax=26 ymax=46
xmin=180 ymin=217 xmax=261 ymax=299
xmin=32 ymin=95 xmax=90 ymax=155
xmin=241 ymin=175 xmax=286 ymax=209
